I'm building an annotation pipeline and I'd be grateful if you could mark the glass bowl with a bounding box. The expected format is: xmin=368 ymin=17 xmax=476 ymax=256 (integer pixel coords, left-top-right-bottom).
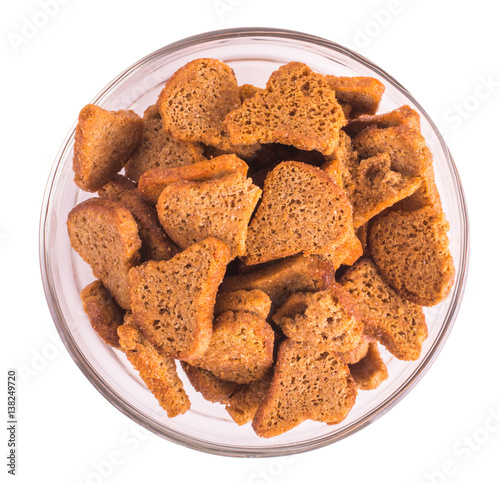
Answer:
xmin=39 ymin=27 xmax=469 ymax=457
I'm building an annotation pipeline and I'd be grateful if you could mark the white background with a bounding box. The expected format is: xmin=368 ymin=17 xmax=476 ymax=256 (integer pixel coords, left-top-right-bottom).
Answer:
xmin=2 ymin=1 xmax=499 ymax=482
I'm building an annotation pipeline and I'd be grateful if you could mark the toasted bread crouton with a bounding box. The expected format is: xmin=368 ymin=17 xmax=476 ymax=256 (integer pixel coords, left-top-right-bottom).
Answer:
xmin=215 ymin=289 xmax=272 ymax=319
xmin=114 ymin=189 xmax=178 ymax=262
xmin=138 ymin=154 xmax=249 ymax=204
xmin=340 ymin=258 xmax=428 ymax=360
xmin=326 ymin=75 xmax=385 ymax=118
xmin=252 ymin=340 xmax=357 ymax=437
xmin=157 ymin=173 xmax=261 ymax=259
xmin=220 ymin=254 xmax=336 ymax=307
xmin=273 ymin=283 xmax=364 ymax=352
xmin=67 ymin=198 xmax=142 ymax=310
xmin=128 ymin=238 xmax=231 ymax=361
xmin=349 ymin=342 xmax=388 ymax=390
xmin=125 ymin=104 xmax=205 ymax=182
xmin=189 ymin=311 xmax=275 ymax=384
xmin=73 ymin=104 xmax=143 ymax=192
xmin=238 ymin=84 xmax=263 ymax=103
xmin=225 ymin=371 xmax=273 ymax=425
xmin=180 ymin=363 xmax=237 ymax=404
xmin=80 ymin=280 xmax=125 ymax=349
xmin=118 ymin=315 xmax=190 ymax=417
xmin=225 ymin=62 xmax=346 ymax=156
xmin=98 ymin=174 xmax=137 ymax=199
xmin=340 ymin=335 xmax=374 ymax=364
xmin=370 ymin=207 xmax=455 ymax=307
xmin=245 ymin=161 xmax=358 ymax=266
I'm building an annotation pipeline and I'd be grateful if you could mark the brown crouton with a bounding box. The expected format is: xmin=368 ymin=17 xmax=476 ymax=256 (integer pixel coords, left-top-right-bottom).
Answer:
xmin=349 ymin=342 xmax=388 ymax=390
xmin=214 ymin=289 xmax=272 ymax=320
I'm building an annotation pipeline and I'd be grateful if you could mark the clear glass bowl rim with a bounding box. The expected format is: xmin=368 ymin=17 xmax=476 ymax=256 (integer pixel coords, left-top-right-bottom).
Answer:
xmin=39 ymin=27 xmax=470 ymax=457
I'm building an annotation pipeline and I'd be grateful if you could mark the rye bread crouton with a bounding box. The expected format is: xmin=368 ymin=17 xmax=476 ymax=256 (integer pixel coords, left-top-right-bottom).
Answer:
xmin=125 ymin=104 xmax=205 ymax=182
xmin=244 ymin=161 xmax=360 ymax=266
xmin=189 ymin=311 xmax=275 ymax=384
xmin=220 ymin=254 xmax=336 ymax=307
xmin=370 ymin=207 xmax=455 ymax=307
xmin=214 ymin=289 xmax=272 ymax=320
xmin=98 ymin=174 xmax=137 ymax=199
xmin=349 ymin=342 xmax=388 ymax=390
xmin=340 ymin=258 xmax=428 ymax=360
xmin=272 ymin=283 xmax=364 ymax=353
xmin=224 ymin=62 xmax=346 ymax=156
xmin=118 ymin=315 xmax=190 ymax=417
xmin=80 ymin=280 xmax=125 ymax=349
xmin=252 ymin=340 xmax=357 ymax=437
xmin=73 ymin=104 xmax=143 ymax=192
xmin=67 ymin=198 xmax=142 ymax=310
xmin=180 ymin=363 xmax=238 ymax=404
xmin=137 ymin=154 xmax=249 ymax=204
xmin=326 ymin=75 xmax=385 ymax=118
xmin=156 ymin=172 xmax=261 ymax=259
xmin=128 ymin=238 xmax=231 ymax=361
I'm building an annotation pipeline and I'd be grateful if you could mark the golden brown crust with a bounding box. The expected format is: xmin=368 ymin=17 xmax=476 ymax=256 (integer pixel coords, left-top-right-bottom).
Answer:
xmin=80 ymin=280 xmax=125 ymax=349
xmin=214 ymin=289 xmax=272 ymax=319
xmin=125 ymin=104 xmax=205 ymax=182
xmin=326 ymin=75 xmax=385 ymax=118
xmin=349 ymin=342 xmax=388 ymax=390
xmin=370 ymin=207 xmax=455 ymax=307
xmin=180 ymin=363 xmax=238 ymax=403
xmin=156 ymin=173 xmax=261 ymax=259
xmin=238 ymin=84 xmax=264 ymax=103
xmin=98 ymin=174 xmax=137 ymax=199
xmin=189 ymin=311 xmax=275 ymax=384
xmin=340 ymin=258 xmax=428 ymax=360
xmin=273 ymin=283 xmax=364 ymax=352
xmin=128 ymin=238 xmax=231 ymax=361
xmin=244 ymin=161 xmax=356 ymax=266
xmin=67 ymin=198 xmax=142 ymax=310
xmin=137 ymin=154 xmax=249 ymax=204
xmin=118 ymin=315 xmax=190 ymax=417
xmin=225 ymin=62 xmax=346 ymax=156
xmin=252 ymin=340 xmax=357 ymax=437
xmin=73 ymin=104 xmax=143 ymax=192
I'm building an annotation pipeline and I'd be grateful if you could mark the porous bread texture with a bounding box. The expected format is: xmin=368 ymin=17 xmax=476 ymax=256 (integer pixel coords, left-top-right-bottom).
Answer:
xmin=118 ymin=315 xmax=190 ymax=417
xmin=252 ymin=339 xmax=357 ymax=437
xmin=80 ymin=280 xmax=125 ymax=349
xmin=220 ymin=254 xmax=336 ymax=307
xmin=180 ymin=362 xmax=237 ymax=404
xmin=156 ymin=172 xmax=261 ymax=259
xmin=224 ymin=62 xmax=346 ymax=156
xmin=214 ymin=289 xmax=272 ymax=320
xmin=370 ymin=207 xmax=455 ymax=307
xmin=244 ymin=161 xmax=359 ymax=266
xmin=125 ymin=104 xmax=205 ymax=182
xmin=128 ymin=238 xmax=231 ymax=361
xmin=273 ymin=283 xmax=364 ymax=353
xmin=73 ymin=104 xmax=143 ymax=192
xmin=225 ymin=371 xmax=273 ymax=425
xmin=67 ymin=197 xmax=142 ymax=310
xmin=189 ymin=311 xmax=275 ymax=384
xmin=138 ymin=154 xmax=249 ymax=204
xmin=238 ymin=84 xmax=263 ymax=103
xmin=349 ymin=342 xmax=388 ymax=390
xmin=340 ymin=258 xmax=428 ymax=360
xmin=326 ymin=75 xmax=385 ymax=118
xmin=158 ymin=58 xmax=255 ymax=156
xmin=98 ymin=174 xmax=137 ymax=199
xmin=344 ymin=152 xmax=422 ymax=228
xmin=115 ymin=189 xmax=178 ymax=262
xmin=339 ymin=335 xmax=373 ymax=365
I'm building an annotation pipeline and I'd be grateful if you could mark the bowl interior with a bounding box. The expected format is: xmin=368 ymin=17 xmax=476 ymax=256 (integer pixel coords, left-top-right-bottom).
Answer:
xmin=40 ymin=28 xmax=468 ymax=457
